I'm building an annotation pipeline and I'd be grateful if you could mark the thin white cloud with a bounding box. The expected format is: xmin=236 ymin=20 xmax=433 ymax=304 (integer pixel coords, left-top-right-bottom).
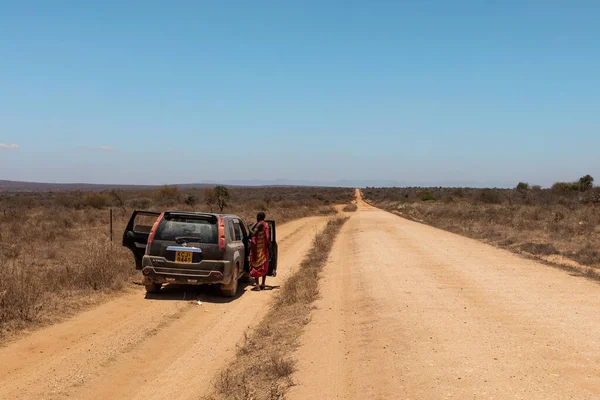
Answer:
xmin=0 ymin=143 xmax=19 ymax=150
xmin=81 ymin=145 xmax=118 ymax=151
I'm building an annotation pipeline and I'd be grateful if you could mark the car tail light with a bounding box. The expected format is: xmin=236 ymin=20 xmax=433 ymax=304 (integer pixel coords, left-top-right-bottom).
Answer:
xmin=146 ymin=212 xmax=165 ymax=252
xmin=218 ymin=217 xmax=226 ymax=251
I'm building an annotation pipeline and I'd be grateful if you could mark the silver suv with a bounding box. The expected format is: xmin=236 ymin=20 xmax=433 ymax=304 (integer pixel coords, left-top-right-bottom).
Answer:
xmin=123 ymin=211 xmax=278 ymax=297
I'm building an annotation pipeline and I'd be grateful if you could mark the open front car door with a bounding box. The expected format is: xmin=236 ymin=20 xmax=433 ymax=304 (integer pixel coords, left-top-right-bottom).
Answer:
xmin=122 ymin=210 xmax=161 ymax=269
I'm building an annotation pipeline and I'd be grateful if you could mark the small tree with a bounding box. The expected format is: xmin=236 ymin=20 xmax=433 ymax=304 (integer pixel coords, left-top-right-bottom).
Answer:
xmin=204 ymin=188 xmax=216 ymax=212
xmin=184 ymin=194 xmax=197 ymax=207
xmin=110 ymin=190 xmax=126 ymax=212
xmin=516 ymin=182 xmax=529 ymax=191
xmin=579 ymin=175 xmax=594 ymax=191
xmin=214 ymin=185 xmax=229 ymax=212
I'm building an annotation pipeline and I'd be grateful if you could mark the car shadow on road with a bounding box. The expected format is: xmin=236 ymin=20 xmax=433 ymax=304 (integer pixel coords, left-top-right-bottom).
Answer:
xmin=144 ymin=281 xmax=255 ymax=303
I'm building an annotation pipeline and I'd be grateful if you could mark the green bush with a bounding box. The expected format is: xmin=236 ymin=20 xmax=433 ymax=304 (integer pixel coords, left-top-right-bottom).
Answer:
xmin=420 ymin=193 xmax=437 ymax=201
xmin=551 ymin=182 xmax=578 ymax=193
xmin=579 ymin=175 xmax=594 ymax=191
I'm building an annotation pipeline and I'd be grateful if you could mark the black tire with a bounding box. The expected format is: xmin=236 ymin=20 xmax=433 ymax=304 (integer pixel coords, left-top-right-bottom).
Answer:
xmin=221 ymin=266 xmax=239 ymax=297
xmin=145 ymin=282 xmax=162 ymax=293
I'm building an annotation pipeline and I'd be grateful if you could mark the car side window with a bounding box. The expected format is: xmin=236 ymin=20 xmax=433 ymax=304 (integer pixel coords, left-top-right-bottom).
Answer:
xmin=233 ymin=222 xmax=243 ymax=241
xmin=228 ymin=222 xmax=235 ymax=241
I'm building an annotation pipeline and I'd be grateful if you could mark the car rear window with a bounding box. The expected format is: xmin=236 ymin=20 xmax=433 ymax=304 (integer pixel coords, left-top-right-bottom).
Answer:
xmin=154 ymin=215 xmax=218 ymax=243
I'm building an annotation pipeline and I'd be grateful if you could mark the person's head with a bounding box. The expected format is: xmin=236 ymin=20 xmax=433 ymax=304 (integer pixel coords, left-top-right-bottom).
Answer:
xmin=257 ymin=212 xmax=266 ymax=222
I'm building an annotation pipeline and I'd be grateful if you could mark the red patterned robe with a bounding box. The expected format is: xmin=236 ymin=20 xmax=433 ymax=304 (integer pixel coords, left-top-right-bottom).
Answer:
xmin=249 ymin=221 xmax=271 ymax=278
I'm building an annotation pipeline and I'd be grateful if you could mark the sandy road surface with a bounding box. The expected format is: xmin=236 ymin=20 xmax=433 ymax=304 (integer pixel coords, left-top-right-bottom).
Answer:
xmin=0 ymin=216 xmax=328 ymax=400
xmin=290 ymin=191 xmax=600 ymax=399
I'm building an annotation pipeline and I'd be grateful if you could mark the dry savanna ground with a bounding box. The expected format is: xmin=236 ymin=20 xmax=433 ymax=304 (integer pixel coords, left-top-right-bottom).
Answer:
xmin=1 ymin=188 xmax=600 ymax=399
xmin=0 ymin=186 xmax=354 ymax=339
xmin=363 ymin=185 xmax=600 ymax=276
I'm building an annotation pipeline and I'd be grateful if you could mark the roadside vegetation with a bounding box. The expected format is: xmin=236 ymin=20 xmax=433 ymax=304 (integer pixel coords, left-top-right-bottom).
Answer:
xmin=204 ymin=217 xmax=349 ymax=400
xmin=0 ymin=186 xmax=353 ymax=340
xmin=363 ymin=175 xmax=600 ymax=276
xmin=342 ymin=203 xmax=358 ymax=212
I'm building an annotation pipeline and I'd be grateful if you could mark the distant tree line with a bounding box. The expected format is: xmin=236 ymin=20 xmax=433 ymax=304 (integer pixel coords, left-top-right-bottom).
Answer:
xmin=516 ymin=174 xmax=595 ymax=193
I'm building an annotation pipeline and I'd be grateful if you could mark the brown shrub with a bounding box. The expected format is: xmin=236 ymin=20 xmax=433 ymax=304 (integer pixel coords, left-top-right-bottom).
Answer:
xmin=519 ymin=242 xmax=559 ymax=256
xmin=0 ymin=260 xmax=45 ymax=324
xmin=342 ymin=203 xmax=358 ymax=212
xmin=73 ymin=240 xmax=132 ymax=290
xmin=82 ymin=193 xmax=109 ymax=209
xmin=573 ymin=244 xmax=600 ymax=266
xmin=0 ymin=239 xmax=133 ymax=337
xmin=155 ymin=186 xmax=182 ymax=205
xmin=128 ymin=197 xmax=152 ymax=209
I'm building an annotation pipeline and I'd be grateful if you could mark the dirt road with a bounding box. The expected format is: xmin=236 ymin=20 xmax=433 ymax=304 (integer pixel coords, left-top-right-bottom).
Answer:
xmin=0 ymin=216 xmax=328 ymax=400
xmin=290 ymin=190 xmax=600 ymax=399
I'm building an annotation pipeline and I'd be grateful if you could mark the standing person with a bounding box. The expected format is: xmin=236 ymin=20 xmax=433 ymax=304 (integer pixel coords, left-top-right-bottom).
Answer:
xmin=250 ymin=212 xmax=270 ymax=290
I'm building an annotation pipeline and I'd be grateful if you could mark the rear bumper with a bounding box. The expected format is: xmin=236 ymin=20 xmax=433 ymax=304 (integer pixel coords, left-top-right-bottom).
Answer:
xmin=141 ymin=256 xmax=232 ymax=285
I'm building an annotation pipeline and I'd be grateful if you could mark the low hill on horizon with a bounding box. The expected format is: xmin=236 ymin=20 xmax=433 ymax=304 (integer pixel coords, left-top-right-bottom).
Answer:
xmin=0 ymin=178 xmax=517 ymax=192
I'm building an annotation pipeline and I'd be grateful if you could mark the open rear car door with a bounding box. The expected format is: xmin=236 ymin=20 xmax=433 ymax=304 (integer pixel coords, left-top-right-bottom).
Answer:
xmin=266 ymin=220 xmax=278 ymax=277
xmin=122 ymin=211 xmax=161 ymax=269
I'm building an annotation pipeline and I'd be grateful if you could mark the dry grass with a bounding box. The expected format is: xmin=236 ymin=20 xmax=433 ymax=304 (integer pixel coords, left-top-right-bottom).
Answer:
xmin=204 ymin=217 xmax=349 ymax=400
xmin=342 ymin=203 xmax=358 ymax=212
xmin=0 ymin=187 xmax=354 ymax=340
xmin=0 ymin=208 xmax=133 ymax=338
xmin=363 ymin=187 xmax=600 ymax=274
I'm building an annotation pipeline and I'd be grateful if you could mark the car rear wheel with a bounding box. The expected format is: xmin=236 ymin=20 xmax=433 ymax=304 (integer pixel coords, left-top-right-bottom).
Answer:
xmin=145 ymin=282 xmax=162 ymax=293
xmin=221 ymin=266 xmax=239 ymax=297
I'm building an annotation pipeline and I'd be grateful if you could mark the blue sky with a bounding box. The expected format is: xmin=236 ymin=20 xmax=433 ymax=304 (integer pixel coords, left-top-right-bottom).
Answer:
xmin=1 ymin=1 xmax=599 ymax=187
